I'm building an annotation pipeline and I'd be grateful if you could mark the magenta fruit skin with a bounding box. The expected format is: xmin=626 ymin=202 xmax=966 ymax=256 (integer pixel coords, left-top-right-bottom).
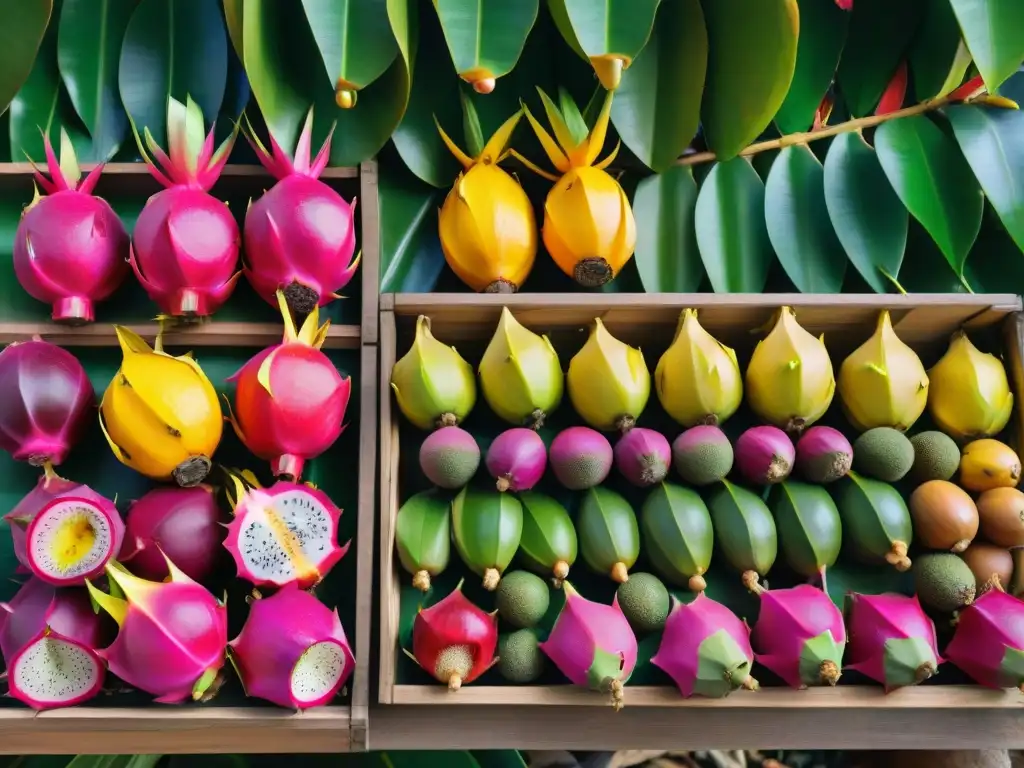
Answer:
xmin=486 ymin=428 xmax=547 ymax=492
xmin=735 ymin=426 xmax=795 ymax=485
xmin=614 ymin=427 xmax=671 ymax=487
xmin=548 ymin=427 xmax=614 ymax=490
xmin=673 ymin=424 xmax=731 ymax=453
xmin=418 ymin=426 xmax=480 ymax=488
xmin=845 ymin=592 xmax=942 ymax=690
xmin=0 ymin=339 xmax=95 ymax=467
xmin=945 ymin=589 xmax=1024 ymax=690
xmin=794 ymin=426 xmax=853 ymax=483
xmin=0 ymin=577 xmax=107 ymax=667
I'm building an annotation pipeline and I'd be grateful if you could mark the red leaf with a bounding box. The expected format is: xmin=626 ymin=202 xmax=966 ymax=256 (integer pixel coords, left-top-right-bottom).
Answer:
xmin=875 ymin=60 xmax=908 ymax=115
xmin=813 ymin=92 xmax=835 ymax=130
xmin=835 ymin=0 xmax=853 ymax=9
xmin=948 ymin=75 xmax=986 ymax=102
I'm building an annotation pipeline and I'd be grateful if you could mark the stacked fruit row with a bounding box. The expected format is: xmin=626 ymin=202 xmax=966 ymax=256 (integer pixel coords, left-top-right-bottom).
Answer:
xmin=389 ymin=305 xmax=1024 ymax=705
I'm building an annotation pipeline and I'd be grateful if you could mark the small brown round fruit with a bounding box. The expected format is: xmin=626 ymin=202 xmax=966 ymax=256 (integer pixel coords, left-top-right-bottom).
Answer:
xmin=977 ymin=486 xmax=1024 ymax=548
xmin=959 ymin=541 xmax=1013 ymax=592
xmin=959 ymin=438 xmax=1022 ymax=492
xmin=908 ymin=479 xmax=979 ymax=553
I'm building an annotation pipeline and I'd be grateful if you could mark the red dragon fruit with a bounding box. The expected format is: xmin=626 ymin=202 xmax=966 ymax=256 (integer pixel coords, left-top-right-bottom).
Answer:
xmin=86 ymin=557 xmax=227 ymax=703
xmin=242 ymin=109 xmax=360 ymax=314
xmin=129 ymin=95 xmax=241 ymax=318
xmin=746 ymin=580 xmax=845 ymax=688
xmin=229 ymin=583 xmax=355 ymax=709
xmin=405 ymin=580 xmax=498 ymax=690
xmin=222 ymin=472 xmax=350 ymax=590
xmin=226 ymin=291 xmax=351 ymax=481
xmin=0 ymin=577 xmax=108 ymax=709
xmin=845 ymin=592 xmax=943 ymax=691
xmin=13 ymin=128 xmax=130 ymax=324
xmin=540 ymin=582 xmax=637 ymax=709
xmin=945 ymin=584 xmax=1024 ymax=691
xmin=0 ymin=337 xmax=95 ymax=467
xmin=4 ymin=465 xmax=124 ymax=586
xmin=651 ymin=593 xmax=758 ymax=699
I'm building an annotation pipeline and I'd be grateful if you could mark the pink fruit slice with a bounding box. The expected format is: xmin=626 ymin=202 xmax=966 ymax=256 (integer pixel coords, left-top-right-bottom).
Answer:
xmin=7 ymin=627 xmax=104 ymax=709
xmin=25 ymin=495 xmax=124 ymax=585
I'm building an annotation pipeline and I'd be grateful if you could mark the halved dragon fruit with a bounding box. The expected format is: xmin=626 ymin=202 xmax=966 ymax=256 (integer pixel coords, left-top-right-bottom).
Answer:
xmin=223 ymin=474 xmax=350 ymax=589
xmin=945 ymin=585 xmax=1024 ymax=691
xmin=4 ymin=466 xmax=124 ymax=585
xmin=229 ymin=583 xmax=355 ymax=709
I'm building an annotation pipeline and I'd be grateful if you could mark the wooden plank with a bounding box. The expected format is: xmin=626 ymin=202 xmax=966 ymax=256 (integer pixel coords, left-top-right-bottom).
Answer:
xmin=378 ymin=311 xmax=400 ymax=704
xmin=360 ymin=159 xmax=381 ymax=345
xmin=0 ymin=163 xmax=358 ymax=178
xmin=1003 ymin=312 xmax=1024 ymax=455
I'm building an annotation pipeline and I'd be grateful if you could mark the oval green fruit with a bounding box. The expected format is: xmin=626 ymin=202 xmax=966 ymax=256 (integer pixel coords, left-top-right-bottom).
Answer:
xmin=769 ymin=481 xmax=842 ymax=579
xmin=452 ymin=486 xmax=524 ymax=590
xmin=833 ymin=471 xmax=913 ymax=571
xmin=706 ymin=480 xmax=778 ymax=585
xmin=395 ymin=489 xmax=451 ymax=592
xmin=640 ymin=482 xmax=714 ymax=591
xmin=577 ymin=486 xmax=640 ymax=583
xmin=518 ymin=491 xmax=578 ymax=586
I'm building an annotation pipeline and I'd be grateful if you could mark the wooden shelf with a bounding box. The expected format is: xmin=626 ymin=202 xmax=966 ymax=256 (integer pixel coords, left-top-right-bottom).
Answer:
xmin=0 ymin=162 xmax=358 ymax=178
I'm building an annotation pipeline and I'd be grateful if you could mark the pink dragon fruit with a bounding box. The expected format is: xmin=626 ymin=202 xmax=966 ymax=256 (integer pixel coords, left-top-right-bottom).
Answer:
xmin=222 ymin=472 xmax=350 ymax=590
xmin=13 ymin=128 xmax=129 ymax=324
xmin=129 ymin=95 xmax=241 ymax=318
xmin=540 ymin=582 xmax=637 ymax=709
xmin=86 ymin=557 xmax=227 ymax=703
xmin=845 ymin=592 xmax=943 ymax=691
xmin=746 ymin=580 xmax=845 ymax=688
xmin=0 ymin=577 xmax=109 ymax=709
xmin=4 ymin=465 xmax=124 ymax=586
xmin=242 ymin=109 xmax=360 ymax=314
xmin=226 ymin=291 xmax=351 ymax=481
xmin=651 ymin=593 xmax=758 ymax=698
xmin=229 ymin=583 xmax=355 ymax=709
xmin=945 ymin=585 xmax=1024 ymax=691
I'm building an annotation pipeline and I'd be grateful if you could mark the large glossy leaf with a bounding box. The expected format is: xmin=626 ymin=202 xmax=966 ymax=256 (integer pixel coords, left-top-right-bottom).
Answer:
xmin=223 ymin=0 xmax=243 ymax=58
xmin=773 ymin=0 xmax=850 ymax=135
xmin=948 ymin=0 xmax=1024 ymax=93
xmin=10 ymin=13 xmax=60 ymax=160
xmin=432 ymin=0 xmax=538 ymax=84
xmin=823 ymin=130 xmax=908 ymax=294
xmin=909 ymin=0 xmax=971 ymax=101
xmin=633 ymin=165 xmax=703 ymax=292
xmin=611 ymin=0 xmax=706 ymax=172
xmin=961 ymin=204 xmax=1024 ymax=293
xmin=0 ymin=0 xmax=52 ymax=117
xmin=379 ymin=160 xmax=446 ymax=292
xmin=700 ymin=0 xmax=799 ymax=160
xmin=947 ymin=102 xmax=1024 ymax=253
xmin=118 ymin=0 xmax=228 ymax=147
xmin=694 ymin=157 xmax=773 ymax=292
xmin=764 ymin=144 xmax=846 ymax=293
xmin=837 ymin=0 xmax=923 ymax=117
xmin=300 ymin=0 xmax=399 ymax=94
xmin=875 ymin=114 xmax=984 ymax=276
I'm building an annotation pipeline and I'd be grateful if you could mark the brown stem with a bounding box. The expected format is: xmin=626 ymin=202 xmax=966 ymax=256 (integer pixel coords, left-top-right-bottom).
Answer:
xmin=688 ymin=573 xmax=707 ymax=593
xmin=412 ymin=570 xmax=431 ymax=592
xmin=820 ymin=660 xmax=841 ymax=687
xmin=950 ymin=538 xmax=971 ymax=554
xmin=603 ymin=678 xmax=625 ymax=711
xmin=885 ymin=541 xmax=912 ymax=572
xmin=482 ymin=568 xmax=501 ymax=591
xmin=742 ymin=570 xmax=765 ymax=595
xmin=916 ymin=663 xmax=937 ymax=683
xmin=495 ymin=476 xmax=511 ymax=492
xmin=610 ymin=562 xmax=629 ymax=583
xmin=741 ymin=676 xmax=760 ymax=691
xmin=552 ymin=560 xmax=570 ymax=588
xmin=447 ymin=673 xmax=462 ymax=691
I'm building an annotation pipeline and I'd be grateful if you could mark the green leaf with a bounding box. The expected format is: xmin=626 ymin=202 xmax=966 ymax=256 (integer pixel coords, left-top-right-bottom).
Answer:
xmin=300 ymin=0 xmax=399 ymax=93
xmin=470 ymin=752 xmax=528 ymax=768
xmin=700 ymin=0 xmax=799 ymax=160
xmin=947 ymin=101 xmax=1024 ymax=253
xmin=57 ymin=0 xmax=137 ymax=161
xmin=875 ymin=114 xmax=984 ymax=277
xmin=0 ymin=0 xmax=53 ymax=117
xmin=764 ymin=144 xmax=846 ymax=293
xmin=948 ymin=0 xmax=1024 ymax=93
xmin=909 ymin=0 xmax=971 ymax=101
xmin=9 ymin=14 xmax=63 ymax=160
xmin=118 ymin=0 xmax=229 ymax=147
xmin=611 ymin=0 xmax=706 ymax=172
xmin=837 ymin=0 xmax=923 ymax=117
xmin=961 ymin=204 xmax=1024 ymax=293
xmin=432 ymin=0 xmax=538 ymax=83
xmin=773 ymin=0 xmax=850 ymax=134
xmin=379 ymin=160 xmax=446 ymax=292
xmin=223 ymin=0 xmax=244 ymax=59
xmin=694 ymin=157 xmax=773 ymax=292
xmin=823 ymin=130 xmax=908 ymax=294
xmin=633 ymin=165 xmax=702 ymax=292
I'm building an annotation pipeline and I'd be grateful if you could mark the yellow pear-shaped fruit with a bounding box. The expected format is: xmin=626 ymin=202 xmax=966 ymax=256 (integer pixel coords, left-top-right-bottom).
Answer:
xmin=838 ymin=310 xmax=929 ymax=432
xmin=567 ymin=318 xmax=650 ymax=432
xmin=927 ymin=330 xmax=1013 ymax=441
xmin=654 ymin=308 xmax=742 ymax=427
xmin=745 ymin=306 xmax=835 ymax=433
xmin=478 ymin=307 xmax=564 ymax=428
xmin=391 ymin=316 xmax=477 ymax=430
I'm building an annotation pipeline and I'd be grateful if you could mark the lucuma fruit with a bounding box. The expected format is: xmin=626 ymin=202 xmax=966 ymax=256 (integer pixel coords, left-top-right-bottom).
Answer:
xmin=706 ymin=480 xmax=777 ymax=586
xmin=834 ymin=472 xmax=913 ymax=571
xmin=517 ymin=491 xmax=577 ymax=586
xmin=395 ymin=489 xmax=451 ymax=592
xmin=577 ymin=486 xmax=640 ymax=583
xmin=945 ymin=586 xmax=1024 ymax=691
xmin=452 ymin=487 xmax=523 ymax=590
xmin=768 ymin=481 xmax=842 ymax=580
xmin=640 ymin=482 xmax=713 ymax=592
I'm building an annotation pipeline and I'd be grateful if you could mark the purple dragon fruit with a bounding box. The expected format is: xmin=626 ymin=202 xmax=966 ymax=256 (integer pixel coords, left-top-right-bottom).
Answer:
xmin=747 ymin=581 xmax=845 ymax=688
xmin=539 ymin=581 xmax=637 ymax=709
xmin=845 ymin=592 xmax=943 ymax=691
xmin=945 ymin=586 xmax=1024 ymax=692
xmin=651 ymin=593 xmax=758 ymax=698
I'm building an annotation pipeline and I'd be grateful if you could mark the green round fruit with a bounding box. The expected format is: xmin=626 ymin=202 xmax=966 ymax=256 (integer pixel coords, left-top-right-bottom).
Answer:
xmin=853 ymin=427 xmax=915 ymax=482
xmin=495 ymin=570 xmax=550 ymax=628
xmin=615 ymin=572 xmax=671 ymax=633
xmin=909 ymin=431 xmax=961 ymax=483
xmin=498 ymin=629 xmax=544 ymax=683
xmin=913 ymin=553 xmax=977 ymax=613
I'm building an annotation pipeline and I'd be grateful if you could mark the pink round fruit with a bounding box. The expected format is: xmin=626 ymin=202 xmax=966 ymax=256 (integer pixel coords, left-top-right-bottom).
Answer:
xmin=549 ymin=427 xmax=613 ymax=490
xmin=486 ymin=428 xmax=547 ymax=492
xmin=735 ymin=426 xmax=795 ymax=485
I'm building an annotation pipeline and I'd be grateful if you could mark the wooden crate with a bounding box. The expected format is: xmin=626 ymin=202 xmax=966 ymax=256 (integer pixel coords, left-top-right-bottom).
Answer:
xmin=0 ymin=161 xmax=377 ymax=754
xmin=375 ymin=292 xmax=1024 ymax=749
